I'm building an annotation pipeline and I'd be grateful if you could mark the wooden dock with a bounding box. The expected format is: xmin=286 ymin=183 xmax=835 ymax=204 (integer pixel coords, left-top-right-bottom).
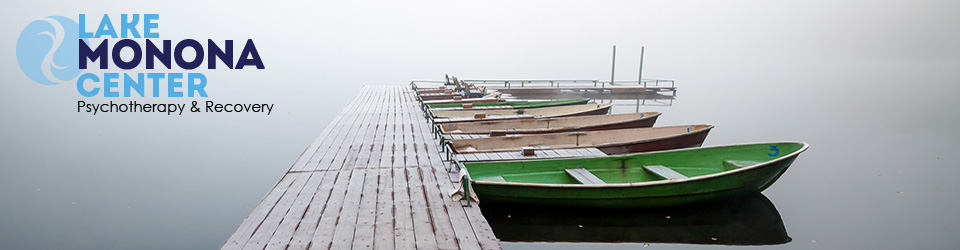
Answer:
xmin=222 ymin=85 xmax=500 ymax=250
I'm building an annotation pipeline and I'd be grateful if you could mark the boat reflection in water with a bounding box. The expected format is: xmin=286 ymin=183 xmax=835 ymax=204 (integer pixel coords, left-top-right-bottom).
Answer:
xmin=479 ymin=192 xmax=790 ymax=246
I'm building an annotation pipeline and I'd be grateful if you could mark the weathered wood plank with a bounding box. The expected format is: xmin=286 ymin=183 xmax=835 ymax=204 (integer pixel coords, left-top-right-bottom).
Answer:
xmin=263 ymin=171 xmax=328 ymax=250
xmin=330 ymin=169 xmax=368 ymax=249
xmin=643 ymin=165 xmax=688 ymax=180
xmin=284 ymin=169 xmax=343 ymax=250
xmin=409 ymin=93 xmax=500 ymax=250
xmin=392 ymin=167 xmax=416 ymax=250
xmin=407 ymin=167 xmax=440 ymax=249
xmin=409 ymin=120 xmax=461 ymax=249
xmin=243 ymin=173 xmax=314 ymax=249
xmin=351 ymin=169 xmax=382 ymax=249
xmin=304 ymin=169 xmax=355 ymax=249
xmin=373 ymin=168 xmax=395 ymax=250
xmin=291 ymin=87 xmax=365 ymax=172
xmin=222 ymin=174 xmax=299 ymax=249
xmin=300 ymin=86 xmax=372 ymax=171
xmin=565 ymin=168 xmax=606 ymax=185
xmin=407 ymin=109 xmax=486 ymax=250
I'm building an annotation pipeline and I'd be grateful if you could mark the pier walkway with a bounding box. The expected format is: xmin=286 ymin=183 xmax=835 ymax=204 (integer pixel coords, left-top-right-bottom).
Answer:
xmin=222 ymin=85 xmax=500 ymax=250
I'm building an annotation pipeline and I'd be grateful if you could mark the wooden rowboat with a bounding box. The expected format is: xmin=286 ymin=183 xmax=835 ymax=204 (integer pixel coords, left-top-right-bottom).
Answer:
xmin=439 ymin=112 xmax=660 ymax=136
xmin=431 ymin=103 xmax=612 ymax=119
xmin=417 ymin=87 xmax=480 ymax=95
xmin=459 ymin=142 xmax=809 ymax=207
xmin=419 ymin=93 xmax=462 ymax=101
xmin=421 ymin=97 xmax=500 ymax=106
xmin=427 ymin=99 xmax=590 ymax=109
xmin=417 ymin=89 xmax=455 ymax=94
xmin=448 ymin=125 xmax=713 ymax=155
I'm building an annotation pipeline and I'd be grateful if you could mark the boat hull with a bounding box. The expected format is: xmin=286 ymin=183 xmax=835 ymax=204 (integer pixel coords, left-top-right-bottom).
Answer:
xmin=422 ymin=98 xmax=500 ymax=105
xmin=417 ymin=89 xmax=452 ymax=94
xmin=440 ymin=112 xmax=659 ymax=135
xmin=596 ymin=126 xmax=710 ymax=155
xmin=419 ymin=93 xmax=461 ymax=101
xmin=449 ymin=125 xmax=712 ymax=155
xmin=464 ymin=142 xmax=808 ymax=207
xmin=553 ymin=104 xmax=611 ymax=117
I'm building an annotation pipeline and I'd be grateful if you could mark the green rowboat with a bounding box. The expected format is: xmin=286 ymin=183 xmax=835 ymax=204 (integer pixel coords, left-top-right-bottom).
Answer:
xmin=427 ymin=98 xmax=590 ymax=109
xmin=460 ymin=142 xmax=809 ymax=207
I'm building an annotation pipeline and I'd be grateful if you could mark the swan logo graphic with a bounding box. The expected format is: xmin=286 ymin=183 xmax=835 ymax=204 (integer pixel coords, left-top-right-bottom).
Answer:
xmin=16 ymin=16 xmax=87 ymax=85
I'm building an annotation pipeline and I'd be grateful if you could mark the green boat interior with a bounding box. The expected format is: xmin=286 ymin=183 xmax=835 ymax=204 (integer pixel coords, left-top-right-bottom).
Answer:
xmin=465 ymin=142 xmax=805 ymax=185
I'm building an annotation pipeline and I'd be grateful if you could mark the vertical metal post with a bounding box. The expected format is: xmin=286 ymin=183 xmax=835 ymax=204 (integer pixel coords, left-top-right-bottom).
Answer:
xmin=463 ymin=175 xmax=471 ymax=207
xmin=608 ymin=45 xmax=616 ymax=89
xmin=638 ymin=46 xmax=645 ymax=88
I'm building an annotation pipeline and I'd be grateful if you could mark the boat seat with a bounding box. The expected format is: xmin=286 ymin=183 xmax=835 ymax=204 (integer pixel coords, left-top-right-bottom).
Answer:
xmin=723 ymin=160 xmax=760 ymax=170
xmin=643 ymin=165 xmax=688 ymax=180
xmin=565 ymin=168 xmax=606 ymax=185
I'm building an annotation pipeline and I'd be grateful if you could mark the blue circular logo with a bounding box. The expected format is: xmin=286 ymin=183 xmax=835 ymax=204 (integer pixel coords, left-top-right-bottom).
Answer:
xmin=16 ymin=16 xmax=87 ymax=85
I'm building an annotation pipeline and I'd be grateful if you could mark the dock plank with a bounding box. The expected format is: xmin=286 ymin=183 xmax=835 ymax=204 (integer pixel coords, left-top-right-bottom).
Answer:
xmin=373 ymin=169 xmax=395 ymax=250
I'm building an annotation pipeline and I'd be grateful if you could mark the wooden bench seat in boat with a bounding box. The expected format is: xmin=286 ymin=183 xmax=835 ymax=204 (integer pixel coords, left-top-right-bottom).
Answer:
xmin=723 ymin=160 xmax=761 ymax=170
xmin=489 ymin=176 xmax=507 ymax=182
xmin=643 ymin=165 xmax=688 ymax=180
xmin=565 ymin=168 xmax=606 ymax=184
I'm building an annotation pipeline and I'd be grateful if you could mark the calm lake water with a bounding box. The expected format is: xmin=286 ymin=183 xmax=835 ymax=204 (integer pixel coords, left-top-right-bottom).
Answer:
xmin=1 ymin=0 xmax=957 ymax=249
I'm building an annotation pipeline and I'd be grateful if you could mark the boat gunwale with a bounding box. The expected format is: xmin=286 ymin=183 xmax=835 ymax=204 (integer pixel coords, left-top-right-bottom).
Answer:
xmin=422 ymin=97 xmax=499 ymax=105
xmin=439 ymin=112 xmax=661 ymax=134
xmin=551 ymin=103 xmax=612 ymax=118
xmin=451 ymin=124 xmax=713 ymax=154
xmin=433 ymin=104 xmax=613 ymax=121
xmin=468 ymin=141 xmax=809 ymax=188
xmin=427 ymin=98 xmax=591 ymax=110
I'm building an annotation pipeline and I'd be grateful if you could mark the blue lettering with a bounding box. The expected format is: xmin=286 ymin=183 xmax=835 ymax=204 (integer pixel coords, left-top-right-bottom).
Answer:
xmin=77 ymin=73 xmax=100 ymax=97
xmin=144 ymin=14 xmax=159 ymax=38
xmin=95 ymin=14 xmax=118 ymax=38
xmin=120 ymin=14 xmax=141 ymax=38
xmin=124 ymin=73 xmax=145 ymax=97
xmin=79 ymin=14 xmax=93 ymax=38
xmin=147 ymin=73 xmax=165 ymax=97
xmin=187 ymin=73 xmax=207 ymax=97
xmin=167 ymin=73 xmax=183 ymax=97
xmin=103 ymin=73 xmax=120 ymax=97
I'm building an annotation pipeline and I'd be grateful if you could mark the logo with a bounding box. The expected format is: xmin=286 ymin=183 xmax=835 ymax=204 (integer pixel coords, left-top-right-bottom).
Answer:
xmin=16 ymin=14 xmax=274 ymax=115
xmin=16 ymin=16 xmax=87 ymax=85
